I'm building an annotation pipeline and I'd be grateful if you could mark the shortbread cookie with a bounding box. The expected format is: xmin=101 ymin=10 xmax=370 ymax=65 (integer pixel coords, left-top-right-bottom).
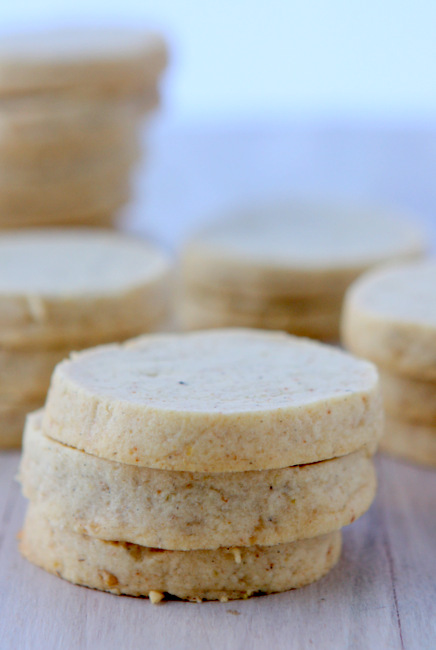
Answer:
xmin=379 ymin=369 xmax=436 ymax=425
xmin=21 ymin=410 xmax=376 ymax=549
xmin=342 ymin=261 xmax=436 ymax=380
xmin=20 ymin=504 xmax=341 ymax=601
xmin=0 ymin=399 xmax=43 ymax=448
xmin=0 ymin=230 xmax=172 ymax=346
xmin=180 ymin=299 xmax=340 ymax=340
xmin=182 ymin=201 xmax=426 ymax=297
xmin=0 ymin=28 xmax=167 ymax=97
xmin=43 ymin=329 xmax=383 ymax=472
xmin=381 ymin=416 xmax=436 ymax=468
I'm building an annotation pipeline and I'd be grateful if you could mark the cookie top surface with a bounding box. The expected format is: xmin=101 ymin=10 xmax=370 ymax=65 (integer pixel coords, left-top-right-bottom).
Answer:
xmin=57 ymin=330 xmax=374 ymax=410
xmin=43 ymin=329 xmax=382 ymax=471
xmin=0 ymin=230 xmax=171 ymax=298
xmin=186 ymin=202 xmax=425 ymax=270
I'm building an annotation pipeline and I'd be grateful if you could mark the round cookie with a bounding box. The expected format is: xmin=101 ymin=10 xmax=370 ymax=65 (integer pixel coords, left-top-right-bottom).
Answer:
xmin=182 ymin=200 xmax=427 ymax=297
xmin=382 ymin=416 xmax=436 ymax=468
xmin=379 ymin=369 xmax=436 ymax=425
xmin=342 ymin=260 xmax=436 ymax=380
xmin=0 ymin=230 xmax=172 ymax=346
xmin=0 ymin=28 xmax=167 ymax=97
xmin=20 ymin=504 xmax=342 ymax=602
xmin=20 ymin=410 xmax=376 ymax=550
xmin=43 ymin=329 xmax=383 ymax=472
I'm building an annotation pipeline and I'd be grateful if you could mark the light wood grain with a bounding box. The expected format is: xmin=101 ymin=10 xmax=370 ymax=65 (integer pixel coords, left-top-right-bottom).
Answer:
xmin=1 ymin=121 xmax=436 ymax=649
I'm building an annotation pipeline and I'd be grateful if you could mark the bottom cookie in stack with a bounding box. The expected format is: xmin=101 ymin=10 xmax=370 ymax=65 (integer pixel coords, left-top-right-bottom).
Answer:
xmin=342 ymin=260 xmax=436 ymax=468
xmin=21 ymin=505 xmax=342 ymax=603
xmin=19 ymin=330 xmax=382 ymax=601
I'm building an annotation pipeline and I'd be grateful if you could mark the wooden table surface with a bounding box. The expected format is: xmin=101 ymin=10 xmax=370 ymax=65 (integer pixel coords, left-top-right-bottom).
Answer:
xmin=1 ymin=121 xmax=436 ymax=649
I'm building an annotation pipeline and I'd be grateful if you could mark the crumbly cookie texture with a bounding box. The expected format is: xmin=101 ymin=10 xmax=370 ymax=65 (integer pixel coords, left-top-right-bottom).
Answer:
xmin=20 ymin=504 xmax=342 ymax=602
xmin=381 ymin=416 xmax=436 ymax=468
xmin=342 ymin=260 xmax=436 ymax=380
xmin=182 ymin=201 xmax=426 ymax=297
xmin=0 ymin=229 xmax=172 ymax=345
xmin=379 ymin=369 xmax=436 ymax=425
xmin=43 ymin=329 xmax=383 ymax=471
xmin=20 ymin=410 xmax=376 ymax=550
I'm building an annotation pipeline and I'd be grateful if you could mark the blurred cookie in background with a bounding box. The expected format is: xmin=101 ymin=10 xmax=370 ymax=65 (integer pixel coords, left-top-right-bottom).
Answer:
xmin=342 ymin=259 xmax=436 ymax=468
xmin=180 ymin=199 xmax=428 ymax=340
xmin=0 ymin=229 xmax=173 ymax=448
xmin=0 ymin=28 xmax=168 ymax=229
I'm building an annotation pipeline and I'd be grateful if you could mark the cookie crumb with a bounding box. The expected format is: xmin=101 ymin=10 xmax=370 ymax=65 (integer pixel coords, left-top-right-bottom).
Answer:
xmin=149 ymin=590 xmax=165 ymax=604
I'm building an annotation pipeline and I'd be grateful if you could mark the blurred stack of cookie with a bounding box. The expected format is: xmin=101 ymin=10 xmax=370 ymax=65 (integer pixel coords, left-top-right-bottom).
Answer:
xmin=343 ymin=259 xmax=436 ymax=468
xmin=180 ymin=200 xmax=427 ymax=341
xmin=20 ymin=329 xmax=382 ymax=602
xmin=0 ymin=27 xmax=167 ymax=229
xmin=0 ymin=229 xmax=172 ymax=448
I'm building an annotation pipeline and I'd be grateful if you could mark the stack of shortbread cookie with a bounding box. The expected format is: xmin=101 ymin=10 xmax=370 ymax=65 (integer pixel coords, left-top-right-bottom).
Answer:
xmin=343 ymin=260 xmax=436 ymax=468
xmin=0 ymin=28 xmax=167 ymax=228
xmin=19 ymin=329 xmax=383 ymax=602
xmin=180 ymin=201 xmax=427 ymax=340
xmin=0 ymin=229 xmax=172 ymax=448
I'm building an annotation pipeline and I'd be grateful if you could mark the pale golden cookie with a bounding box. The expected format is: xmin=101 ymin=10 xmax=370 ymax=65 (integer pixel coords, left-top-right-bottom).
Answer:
xmin=20 ymin=410 xmax=376 ymax=550
xmin=43 ymin=329 xmax=383 ymax=472
xmin=182 ymin=200 xmax=426 ymax=297
xmin=20 ymin=503 xmax=342 ymax=602
xmin=0 ymin=230 xmax=172 ymax=346
xmin=342 ymin=260 xmax=436 ymax=380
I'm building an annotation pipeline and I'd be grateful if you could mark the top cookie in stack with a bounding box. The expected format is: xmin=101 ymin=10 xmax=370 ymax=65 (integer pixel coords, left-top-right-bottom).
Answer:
xmin=0 ymin=28 xmax=168 ymax=229
xmin=180 ymin=200 xmax=427 ymax=341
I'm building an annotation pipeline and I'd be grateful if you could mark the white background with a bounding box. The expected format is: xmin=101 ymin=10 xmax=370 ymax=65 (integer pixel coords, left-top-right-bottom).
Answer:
xmin=1 ymin=0 xmax=436 ymax=124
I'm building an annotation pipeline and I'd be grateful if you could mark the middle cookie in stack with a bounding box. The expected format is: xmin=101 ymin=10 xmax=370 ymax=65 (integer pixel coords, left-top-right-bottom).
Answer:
xmin=19 ymin=329 xmax=383 ymax=602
